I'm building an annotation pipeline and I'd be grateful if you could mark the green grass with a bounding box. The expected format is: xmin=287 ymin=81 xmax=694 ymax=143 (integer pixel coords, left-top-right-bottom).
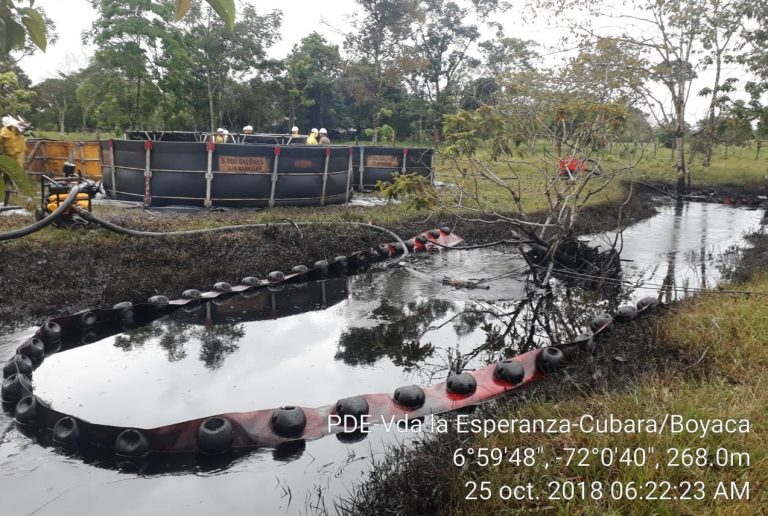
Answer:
xmin=440 ymin=273 xmax=768 ymax=515
xmin=632 ymin=144 xmax=768 ymax=186
xmin=30 ymin=131 xmax=113 ymax=141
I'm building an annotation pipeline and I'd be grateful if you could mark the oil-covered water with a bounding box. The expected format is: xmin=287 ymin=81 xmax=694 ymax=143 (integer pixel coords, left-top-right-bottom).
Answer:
xmin=0 ymin=201 xmax=763 ymax=515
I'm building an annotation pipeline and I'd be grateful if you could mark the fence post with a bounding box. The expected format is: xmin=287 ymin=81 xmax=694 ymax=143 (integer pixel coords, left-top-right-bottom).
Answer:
xmin=143 ymin=139 xmax=153 ymax=207
xmin=345 ymin=147 xmax=353 ymax=204
xmin=321 ymin=146 xmax=331 ymax=206
xmin=401 ymin=147 xmax=408 ymax=175
xmin=429 ymin=149 xmax=435 ymax=185
xmin=359 ymin=146 xmax=365 ymax=190
xmin=204 ymin=139 xmax=214 ymax=208
xmin=269 ymin=145 xmax=281 ymax=208
xmin=109 ymin=139 xmax=117 ymax=198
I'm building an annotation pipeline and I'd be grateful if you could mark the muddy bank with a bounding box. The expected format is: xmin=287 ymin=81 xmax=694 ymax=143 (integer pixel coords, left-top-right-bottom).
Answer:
xmin=339 ymin=231 xmax=768 ymax=515
xmin=0 ymin=190 xmax=657 ymax=328
xmin=637 ymin=179 xmax=768 ymax=207
xmin=339 ymin=311 xmax=679 ymax=515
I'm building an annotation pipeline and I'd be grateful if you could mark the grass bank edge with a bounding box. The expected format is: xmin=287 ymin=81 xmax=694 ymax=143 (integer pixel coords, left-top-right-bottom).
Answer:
xmin=440 ymin=272 xmax=767 ymax=515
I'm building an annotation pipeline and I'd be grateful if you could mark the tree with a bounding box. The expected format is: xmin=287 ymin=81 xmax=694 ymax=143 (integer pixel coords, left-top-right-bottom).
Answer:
xmin=740 ymin=1 xmax=768 ymax=158
xmin=539 ymin=0 xmax=710 ymax=194
xmin=174 ymin=0 xmax=235 ymax=29
xmin=86 ymin=0 xmax=178 ymax=129
xmin=478 ymin=26 xmax=539 ymax=79
xmin=0 ymin=0 xmax=47 ymax=54
xmin=181 ymin=3 xmax=281 ymax=132
xmin=715 ymin=100 xmax=753 ymax=158
xmin=402 ymin=0 xmax=482 ymax=140
xmin=35 ymin=75 xmax=78 ymax=134
xmin=344 ymin=0 xmax=416 ymax=130
xmin=695 ymin=0 xmax=745 ymax=167
xmin=0 ymin=69 xmax=34 ymax=116
xmin=754 ymin=107 xmax=768 ymax=159
xmin=284 ymin=33 xmax=345 ymax=131
xmin=441 ymin=67 xmax=634 ymax=284
xmin=1 ymin=0 xmax=234 ymax=55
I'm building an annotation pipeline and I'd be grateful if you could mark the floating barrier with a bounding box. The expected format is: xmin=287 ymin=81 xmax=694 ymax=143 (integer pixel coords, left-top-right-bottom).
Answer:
xmin=1 ymin=229 xmax=661 ymax=469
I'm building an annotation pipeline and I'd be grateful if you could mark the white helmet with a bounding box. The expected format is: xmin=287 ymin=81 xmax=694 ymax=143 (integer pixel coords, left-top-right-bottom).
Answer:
xmin=319 ymin=128 xmax=327 ymax=134
xmin=243 ymin=125 xmax=253 ymax=132
xmin=291 ymin=126 xmax=299 ymax=132
xmin=310 ymin=128 xmax=318 ymax=134
xmin=2 ymin=115 xmax=24 ymax=128
xmin=216 ymin=128 xmax=225 ymax=134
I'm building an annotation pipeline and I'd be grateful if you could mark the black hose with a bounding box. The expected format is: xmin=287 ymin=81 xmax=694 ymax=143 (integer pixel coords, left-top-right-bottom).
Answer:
xmin=0 ymin=206 xmax=23 ymax=213
xmin=75 ymin=209 xmax=410 ymax=259
xmin=0 ymin=186 xmax=81 ymax=242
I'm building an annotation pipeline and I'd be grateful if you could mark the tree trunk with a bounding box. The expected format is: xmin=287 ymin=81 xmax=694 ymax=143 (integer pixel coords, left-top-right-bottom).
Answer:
xmin=703 ymin=43 xmax=724 ymax=168
xmin=207 ymin=72 xmax=215 ymax=134
xmin=702 ymin=127 xmax=714 ymax=167
xmin=674 ymin=99 xmax=688 ymax=195
xmin=756 ymin=140 xmax=762 ymax=160
xmin=58 ymin=106 xmax=66 ymax=135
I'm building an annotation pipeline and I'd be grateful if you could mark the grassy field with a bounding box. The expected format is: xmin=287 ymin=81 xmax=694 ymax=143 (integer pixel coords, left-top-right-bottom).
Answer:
xmin=6 ymin=138 xmax=765 ymax=238
xmin=430 ymin=272 xmax=767 ymax=515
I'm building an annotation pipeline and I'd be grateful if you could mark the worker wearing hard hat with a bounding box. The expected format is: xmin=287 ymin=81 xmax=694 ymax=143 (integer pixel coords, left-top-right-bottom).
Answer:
xmin=242 ymin=125 xmax=254 ymax=134
xmin=306 ymin=128 xmax=319 ymax=145
xmin=1 ymin=116 xmax=28 ymax=166
xmin=214 ymin=128 xmax=227 ymax=144
xmin=1 ymin=116 xmax=29 ymax=204
xmin=318 ymin=128 xmax=331 ymax=145
xmin=290 ymin=126 xmax=299 ymax=137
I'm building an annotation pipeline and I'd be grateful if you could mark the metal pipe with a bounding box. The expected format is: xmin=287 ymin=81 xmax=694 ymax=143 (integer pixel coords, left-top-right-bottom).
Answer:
xmin=143 ymin=140 xmax=153 ymax=207
xmin=321 ymin=147 xmax=331 ymax=206
xmin=345 ymin=147 xmax=353 ymax=203
xmin=359 ymin=146 xmax=365 ymax=189
xmin=204 ymin=139 xmax=214 ymax=208
xmin=109 ymin=140 xmax=117 ymax=198
xmin=269 ymin=146 xmax=280 ymax=208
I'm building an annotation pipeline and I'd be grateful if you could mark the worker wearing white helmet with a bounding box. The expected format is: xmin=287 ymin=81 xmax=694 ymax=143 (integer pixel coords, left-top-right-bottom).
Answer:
xmin=290 ymin=126 xmax=299 ymax=137
xmin=214 ymin=127 xmax=227 ymax=144
xmin=318 ymin=128 xmax=331 ymax=145
xmin=306 ymin=128 xmax=319 ymax=145
xmin=242 ymin=125 xmax=254 ymax=134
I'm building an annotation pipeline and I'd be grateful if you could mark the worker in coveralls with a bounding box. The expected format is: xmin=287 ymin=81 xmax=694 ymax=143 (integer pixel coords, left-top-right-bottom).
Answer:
xmin=1 ymin=115 xmax=29 ymax=205
xmin=306 ymin=128 xmax=319 ymax=145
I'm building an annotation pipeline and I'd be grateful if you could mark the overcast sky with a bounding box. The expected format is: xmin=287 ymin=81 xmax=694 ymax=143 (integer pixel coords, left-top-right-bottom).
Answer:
xmin=19 ymin=0 xmax=360 ymax=79
xmin=17 ymin=0 xmax=740 ymax=122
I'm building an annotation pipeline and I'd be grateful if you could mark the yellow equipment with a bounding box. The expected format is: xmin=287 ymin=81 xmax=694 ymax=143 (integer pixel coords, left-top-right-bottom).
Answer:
xmin=35 ymin=163 xmax=100 ymax=226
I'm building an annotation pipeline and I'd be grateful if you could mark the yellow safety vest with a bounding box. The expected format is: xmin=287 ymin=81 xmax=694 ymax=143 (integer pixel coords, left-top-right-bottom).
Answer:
xmin=0 ymin=126 xmax=26 ymax=166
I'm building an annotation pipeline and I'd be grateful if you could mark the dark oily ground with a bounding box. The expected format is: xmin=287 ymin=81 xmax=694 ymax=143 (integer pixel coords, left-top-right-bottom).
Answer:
xmin=0 ymin=192 xmax=656 ymax=328
xmin=339 ymin=229 xmax=768 ymax=516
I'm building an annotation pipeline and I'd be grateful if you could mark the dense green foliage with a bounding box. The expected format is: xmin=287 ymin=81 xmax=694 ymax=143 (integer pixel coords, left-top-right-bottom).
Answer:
xmin=2 ymin=0 xmax=768 ymax=173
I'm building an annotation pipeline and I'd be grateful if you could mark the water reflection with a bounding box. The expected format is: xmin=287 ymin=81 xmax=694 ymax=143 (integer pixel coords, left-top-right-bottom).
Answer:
xmin=335 ymin=298 xmax=450 ymax=368
xmin=112 ymin=319 xmax=246 ymax=369
xmin=0 ymin=201 xmax=764 ymax=515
